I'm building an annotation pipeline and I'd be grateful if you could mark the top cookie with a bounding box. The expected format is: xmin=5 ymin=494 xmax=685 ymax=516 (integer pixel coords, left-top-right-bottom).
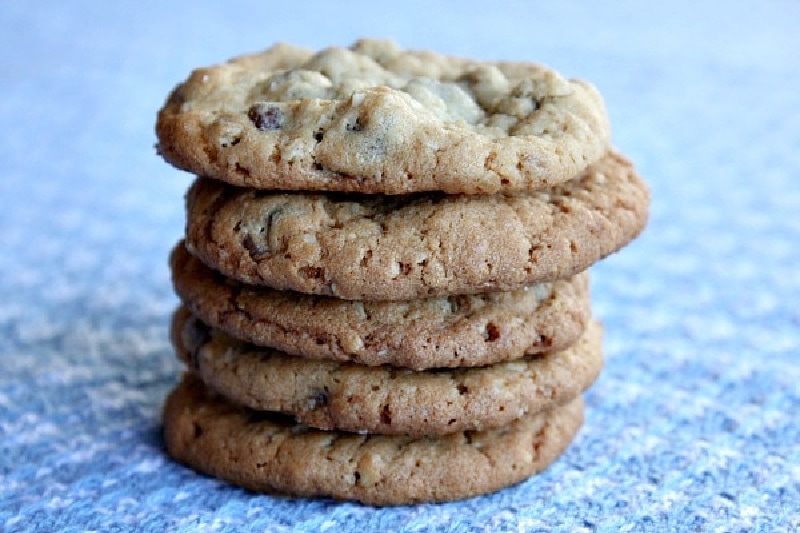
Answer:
xmin=156 ymin=39 xmax=610 ymax=195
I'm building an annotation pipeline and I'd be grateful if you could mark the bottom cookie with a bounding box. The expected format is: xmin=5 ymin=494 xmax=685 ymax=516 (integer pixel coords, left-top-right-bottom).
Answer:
xmin=163 ymin=374 xmax=584 ymax=506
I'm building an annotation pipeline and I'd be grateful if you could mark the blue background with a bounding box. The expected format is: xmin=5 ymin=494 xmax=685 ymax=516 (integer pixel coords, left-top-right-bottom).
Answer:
xmin=1 ymin=2 xmax=798 ymax=531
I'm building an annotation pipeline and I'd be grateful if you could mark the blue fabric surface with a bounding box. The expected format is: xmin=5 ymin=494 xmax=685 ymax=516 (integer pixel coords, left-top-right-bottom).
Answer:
xmin=2 ymin=2 xmax=799 ymax=531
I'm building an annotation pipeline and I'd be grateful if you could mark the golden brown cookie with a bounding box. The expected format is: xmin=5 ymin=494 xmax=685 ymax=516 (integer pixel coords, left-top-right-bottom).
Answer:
xmin=156 ymin=39 xmax=609 ymax=195
xmin=170 ymin=242 xmax=590 ymax=369
xmin=171 ymin=306 xmax=602 ymax=437
xmin=162 ymin=374 xmax=585 ymax=505
xmin=184 ymin=150 xmax=649 ymax=300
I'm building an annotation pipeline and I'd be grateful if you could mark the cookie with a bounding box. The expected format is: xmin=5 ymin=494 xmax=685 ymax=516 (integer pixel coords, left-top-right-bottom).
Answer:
xmin=162 ymin=373 xmax=584 ymax=505
xmin=156 ymin=39 xmax=610 ymax=195
xmin=171 ymin=242 xmax=590 ymax=369
xmin=171 ymin=306 xmax=602 ymax=436
xmin=184 ymin=150 xmax=649 ymax=301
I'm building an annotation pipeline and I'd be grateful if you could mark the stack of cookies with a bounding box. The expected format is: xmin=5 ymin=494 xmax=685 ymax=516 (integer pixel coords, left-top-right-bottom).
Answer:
xmin=155 ymin=39 xmax=649 ymax=505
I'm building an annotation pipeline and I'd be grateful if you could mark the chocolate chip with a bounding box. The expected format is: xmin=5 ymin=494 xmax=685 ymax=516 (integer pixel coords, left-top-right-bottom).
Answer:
xmin=380 ymin=404 xmax=392 ymax=425
xmin=299 ymin=266 xmax=324 ymax=280
xmin=308 ymin=390 xmax=329 ymax=409
xmin=248 ymin=104 xmax=284 ymax=130
xmin=242 ymin=234 xmax=269 ymax=259
xmin=313 ymin=129 xmax=324 ymax=142
xmin=484 ymin=322 xmax=501 ymax=342
xmin=242 ymin=206 xmax=284 ymax=258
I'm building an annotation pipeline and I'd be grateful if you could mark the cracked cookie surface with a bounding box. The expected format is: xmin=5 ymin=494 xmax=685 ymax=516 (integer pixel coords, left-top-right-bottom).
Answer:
xmin=156 ymin=39 xmax=610 ymax=195
xmin=184 ymin=150 xmax=649 ymax=300
xmin=171 ymin=243 xmax=590 ymax=369
xmin=171 ymin=306 xmax=602 ymax=437
xmin=162 ymin=373 xmax=584 ymax=505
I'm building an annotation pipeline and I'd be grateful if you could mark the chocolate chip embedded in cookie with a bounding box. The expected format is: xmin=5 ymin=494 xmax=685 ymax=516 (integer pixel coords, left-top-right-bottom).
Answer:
xmin=156 ymin=39 xmax=610 ymax=195
xmin=170 ymin=242 xmax=590 ymax=369
xmin=184 ymin=150 xmax=649 ymax=300
xmin=170 ymin=306 xmax=602 ymax=437
xmin=162 ymin=373 xmax=585 ymax=505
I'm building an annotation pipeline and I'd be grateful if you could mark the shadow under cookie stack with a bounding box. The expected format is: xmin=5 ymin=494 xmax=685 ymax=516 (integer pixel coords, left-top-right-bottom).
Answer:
xmin=156 ymin=39 xmax=649 ymax=506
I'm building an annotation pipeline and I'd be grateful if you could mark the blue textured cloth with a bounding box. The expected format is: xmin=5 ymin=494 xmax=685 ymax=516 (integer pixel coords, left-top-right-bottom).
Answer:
xmin=2 ymin=2 xmax=798 ymax=531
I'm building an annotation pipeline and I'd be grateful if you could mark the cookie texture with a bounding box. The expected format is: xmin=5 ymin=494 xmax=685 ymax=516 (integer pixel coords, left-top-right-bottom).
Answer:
xmin=171 ymin=243 xmax=590 ymax=369
xmin=184 ymin=150 xmax=649 ymax=300
xmin=171 ymin=306 xmax=602 ymax=436
xmin=156 ymin=39 xmax=610 ymax=195
xmin=162 ymin=374 xmax=584 ymax=505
